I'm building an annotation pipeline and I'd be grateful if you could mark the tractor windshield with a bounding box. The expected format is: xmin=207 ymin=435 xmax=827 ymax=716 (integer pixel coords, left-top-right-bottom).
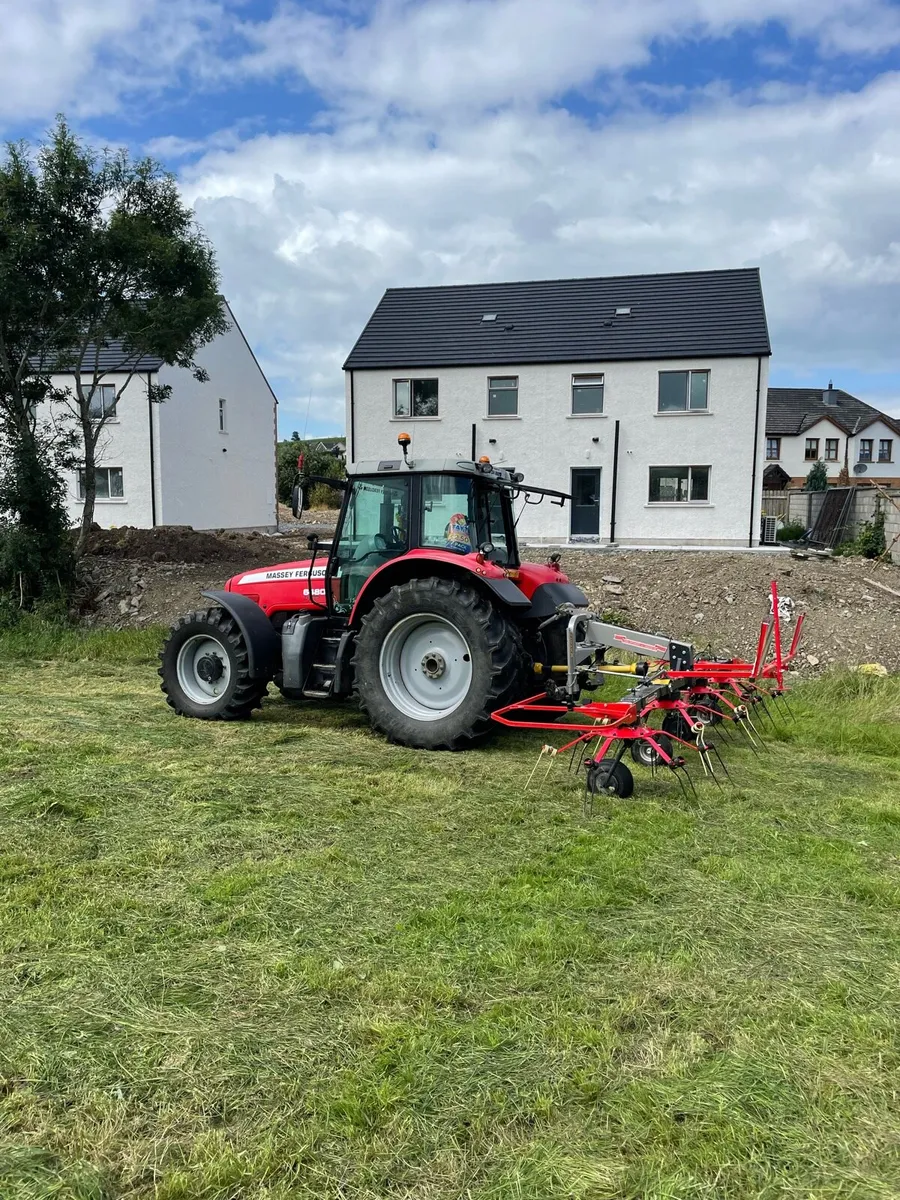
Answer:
xmin=420 ymin=474 xmax=513 ymax=565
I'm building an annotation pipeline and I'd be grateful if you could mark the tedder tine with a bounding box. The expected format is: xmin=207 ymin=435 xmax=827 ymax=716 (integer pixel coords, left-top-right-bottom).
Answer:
xmin=525 ymin=745 xmax=556 ymax=791
xmin=709 ymin=741 xmax=731 ymax=782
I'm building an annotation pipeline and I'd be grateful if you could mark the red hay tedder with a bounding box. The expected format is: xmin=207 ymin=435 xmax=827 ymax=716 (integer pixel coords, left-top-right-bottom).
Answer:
xmin=160 ymin=435 xmax=804 ymax=801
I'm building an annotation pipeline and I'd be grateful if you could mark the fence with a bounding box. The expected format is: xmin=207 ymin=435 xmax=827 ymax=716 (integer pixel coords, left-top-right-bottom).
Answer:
xmin=785 ymin=487 xmax=900 ymax=562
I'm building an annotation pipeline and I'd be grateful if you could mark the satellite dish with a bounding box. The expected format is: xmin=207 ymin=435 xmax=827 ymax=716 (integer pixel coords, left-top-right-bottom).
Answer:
xmin=853 ymin=462 xmax=868 ymax=474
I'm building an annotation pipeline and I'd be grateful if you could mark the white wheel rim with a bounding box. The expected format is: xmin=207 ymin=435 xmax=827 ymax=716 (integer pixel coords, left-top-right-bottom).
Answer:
xmin=379 ymin=614 xmax=473 ymax=721
xmin=175 ymin=634 xmax=232 ymax=705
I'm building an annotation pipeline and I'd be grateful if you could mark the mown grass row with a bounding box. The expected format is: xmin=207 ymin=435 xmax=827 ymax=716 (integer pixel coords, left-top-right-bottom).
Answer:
xmin=1 ymin=622 xmax=899 ymax=1198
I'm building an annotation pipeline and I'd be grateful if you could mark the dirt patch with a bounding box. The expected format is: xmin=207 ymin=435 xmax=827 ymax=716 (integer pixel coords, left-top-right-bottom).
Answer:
xmin=82 ymin=529 xmax=900 ymax=673
xmin=522 ymin=548 xmax=900 ymax=674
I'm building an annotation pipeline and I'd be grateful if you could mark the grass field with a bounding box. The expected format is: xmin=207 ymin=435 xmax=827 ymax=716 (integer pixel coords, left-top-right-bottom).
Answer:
xmin=1 ymin=620 xmax=900 ymax=1199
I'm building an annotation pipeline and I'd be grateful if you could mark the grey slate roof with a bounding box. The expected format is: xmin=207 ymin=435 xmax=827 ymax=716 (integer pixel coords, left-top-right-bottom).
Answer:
xmin=33 ymin=340 xmax=164 ymax=374
xmin=766 ymin=387 xmax=900 ymax=438
xmin=343 ymin=268 xmax=770 ymax=370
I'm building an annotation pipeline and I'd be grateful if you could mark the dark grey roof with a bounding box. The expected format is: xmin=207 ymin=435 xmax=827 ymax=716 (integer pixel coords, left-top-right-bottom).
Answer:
xmin=343 ymin=268 xmax=770 ymax=370
xmin=766 ymin=387 xmax=900 ymax=438
xmin=33 ymin=340 xmax=164 ymax=373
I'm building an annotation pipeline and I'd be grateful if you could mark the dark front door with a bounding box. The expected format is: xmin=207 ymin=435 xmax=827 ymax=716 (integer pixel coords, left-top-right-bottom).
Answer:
xmin=571 ymin=468 xmax=601 ymax=536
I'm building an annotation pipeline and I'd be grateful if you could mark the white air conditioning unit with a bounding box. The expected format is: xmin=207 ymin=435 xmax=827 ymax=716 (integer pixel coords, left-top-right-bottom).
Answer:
xmin=761 ymin=515 xmax=778 ymax=545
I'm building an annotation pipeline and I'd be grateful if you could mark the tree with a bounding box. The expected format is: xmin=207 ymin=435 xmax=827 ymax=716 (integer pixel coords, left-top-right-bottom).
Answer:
xmin=291 ymin=430 xmax=300 ymax=441
xmin=0 ymin=140 xmax=79 ymax=610
xmin=805 ymin=460 xmax=828 ymax=491
xmin=276 ymin=439 xmax=344 ymax=508
xmin=0 ymin=118 xmax=228 ymax=551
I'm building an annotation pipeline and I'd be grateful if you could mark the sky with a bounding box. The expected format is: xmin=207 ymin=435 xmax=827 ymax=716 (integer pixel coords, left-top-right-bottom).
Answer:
xmin=2 ymin=0 xmax=900 ymax=438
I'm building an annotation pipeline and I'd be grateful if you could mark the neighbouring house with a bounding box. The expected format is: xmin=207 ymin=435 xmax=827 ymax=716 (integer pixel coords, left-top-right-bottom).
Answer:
xmin=343 ymin=269 xmax=771 ymax=546
xmin=765 ymin=385 xmax=900 ymax=488
xmin=50 ymin=300 xmax=278 ymax=531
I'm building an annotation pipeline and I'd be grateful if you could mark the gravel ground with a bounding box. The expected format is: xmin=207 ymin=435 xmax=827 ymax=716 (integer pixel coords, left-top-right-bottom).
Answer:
xmin=81 ymin=527 xmax=900 ymax=673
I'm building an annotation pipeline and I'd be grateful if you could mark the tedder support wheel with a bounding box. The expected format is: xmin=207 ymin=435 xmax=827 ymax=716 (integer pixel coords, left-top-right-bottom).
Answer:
xmin=159 ymin=608 xmax=269 ymax=720
xmin=662 ymin=711 xmax=695 ymax=743
xmin=630 ymin=732 xmax=674 ymax=767
xmin=353 ymin=577 xmax=521 ymax=750
xmin=586 ymin=760 xmax=635 ymax=798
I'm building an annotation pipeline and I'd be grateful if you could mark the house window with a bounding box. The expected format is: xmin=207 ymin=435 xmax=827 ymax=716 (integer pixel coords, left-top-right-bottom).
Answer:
xmin=824 ymin=438 xmax=839 ymax=461
xmin=88 ymin=384 xmax=117 ymax=420
xmin=648 ymin=466 xmax=710 ymax=503
xmin=766 ymin=437 xmax=781 ymax=460
xmin=804 ymin=438 xmax=820 ymax=461
xmin=879 ymin=439 xmax=893 ymax=463
xmin=658 ymin=370 xmax=709 ymax=412
xmin=859 ymin=439 xmax=873 ymax=462
xmin=77 ymin=467 xmax=124 ymax=500
xmin=572 ymin=374 xmax=604 ymax=415
xmin=218 ymin=398 xmax=227 ymax=432
xmin=487 ymin=376 xmax=518 ymax=416
xmin=393 ymin=378 xmax=438 ymax=418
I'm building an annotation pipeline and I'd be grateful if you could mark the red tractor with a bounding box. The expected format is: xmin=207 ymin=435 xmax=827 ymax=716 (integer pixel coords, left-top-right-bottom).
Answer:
xmin=159 ymin=438 xmax=588 ymax=750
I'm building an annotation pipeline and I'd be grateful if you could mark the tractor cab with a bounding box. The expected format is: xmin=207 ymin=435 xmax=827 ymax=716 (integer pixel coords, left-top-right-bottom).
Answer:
xmin=294 ymin=446 xmax=528 ymax=613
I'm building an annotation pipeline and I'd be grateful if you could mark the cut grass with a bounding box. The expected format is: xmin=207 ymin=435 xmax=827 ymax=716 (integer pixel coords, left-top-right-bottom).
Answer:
xmin=1 ymin=625 xmax=899 ymax=1198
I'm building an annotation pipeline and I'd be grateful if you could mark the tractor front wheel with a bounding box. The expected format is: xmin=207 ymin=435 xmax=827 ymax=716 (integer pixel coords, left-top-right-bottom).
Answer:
xmin=353 ymin=578 xmax=520 ymax=750
xmin=159 ymin=608 xmax=269 ymax=720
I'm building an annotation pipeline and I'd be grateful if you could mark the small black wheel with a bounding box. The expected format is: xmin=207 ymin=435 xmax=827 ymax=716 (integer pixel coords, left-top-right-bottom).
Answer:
xmin=692 ymin=696 xmax=723 ymax=726
xmin=630 ymin=732 xmax=674 ymax=767
xmin=586 ymin=760 xmax=635 ymax=798
xmin=159 ymin=608 xmax=269 ymax=720
xmin=662 ymin=711 xmax=695 ymax=743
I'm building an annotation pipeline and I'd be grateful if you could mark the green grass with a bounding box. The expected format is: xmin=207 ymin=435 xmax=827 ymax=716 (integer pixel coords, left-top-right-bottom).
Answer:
xmin=1 ymin=625 xmax=899 ymax=1199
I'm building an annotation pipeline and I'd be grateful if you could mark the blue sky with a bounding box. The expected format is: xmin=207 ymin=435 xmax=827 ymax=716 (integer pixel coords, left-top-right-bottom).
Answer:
xmin=2 ymin=0 xmax=900 ymax=437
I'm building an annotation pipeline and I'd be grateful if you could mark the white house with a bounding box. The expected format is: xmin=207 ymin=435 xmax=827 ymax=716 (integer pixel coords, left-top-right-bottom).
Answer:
xmin=53 ymin=300 xmax=277 ymax=531
xmin=344 ymin=269 xmax=771 ymax=546
xmin=764 ymin=385 xmax=900 ymax=489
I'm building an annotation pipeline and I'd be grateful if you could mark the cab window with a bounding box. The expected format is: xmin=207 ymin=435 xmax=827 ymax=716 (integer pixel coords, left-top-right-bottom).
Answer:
xmin=420 ymin=474 xmax=510 ymax=565
xmin=333 ymin=477 xmax=410 ymax=607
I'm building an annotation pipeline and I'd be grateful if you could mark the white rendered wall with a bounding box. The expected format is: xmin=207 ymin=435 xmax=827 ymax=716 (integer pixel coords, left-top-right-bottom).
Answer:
xmin=156 ymin=308 xmax=277 ymax=530
xmin=348 ymin=355 xmax=767 ymax=546
xmin=54 ymin=374 xmax=155 ymax=529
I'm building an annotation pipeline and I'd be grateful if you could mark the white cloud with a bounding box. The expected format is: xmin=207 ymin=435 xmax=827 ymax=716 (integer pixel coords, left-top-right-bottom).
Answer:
xmin=0 ymin=0 xmax=235 ymax=127
xmin=178 ymin=70 xmax=900 ymax=427
xmin=237 ymin=0 xmax=900 ymax=115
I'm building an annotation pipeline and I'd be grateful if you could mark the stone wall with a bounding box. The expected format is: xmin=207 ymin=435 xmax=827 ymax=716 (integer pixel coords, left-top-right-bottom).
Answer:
xmin=786 ymin=487 xmax=900 ymax=562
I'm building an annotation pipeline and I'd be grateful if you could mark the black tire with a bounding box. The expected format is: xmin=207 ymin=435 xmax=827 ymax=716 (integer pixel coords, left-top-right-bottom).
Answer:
xmin=630 ymin=732 xmax=674 ymax=767
xmin=353 ymin=577 xmax=520 ymax=750
xmin=586 ymin=760 xmax=635 ymax=798
xmin=662 ymin=711 xmax=695 ymax=743
xmin=159 ymin=608 xmax=269 ymax=720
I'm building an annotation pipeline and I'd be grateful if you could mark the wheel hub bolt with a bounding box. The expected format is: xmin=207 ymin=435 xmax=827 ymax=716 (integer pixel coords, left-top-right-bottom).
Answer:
xmin=421 ymin=651 xmax=446 ymax=679
xmin=197 ymin=654 xmax=224 ymax=683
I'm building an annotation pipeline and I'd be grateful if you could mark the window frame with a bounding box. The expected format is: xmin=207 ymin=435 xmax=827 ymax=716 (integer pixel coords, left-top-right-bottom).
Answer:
xmin=647 ymin=465 xmax=711 ymax=505
xmin=88 ymin=383 xmax=118 ymax=422
xmin=76 ymin=466 xmax=125 ymax=502
xmin=858 ymin=438 xmax=873 ymax=463
xmin=878 ymin=438 xmax=893 ymax=463
xmin=218 ymin=397 xmax=227 ymax=433
xmin=571 ymin=373 xmax=605 ymax=416
xmin=657 ymin=369 xmax=710 ymax=414
xmin=486 ymin=376 xmax=519 ymax=418
xmin=824 ymin=437 xmax=839 ymax=462
xmin=804 ymin=438 xmax=820 ymax=462
xmin=392 ymin=378 xmax=440 ymax=420
xmin=765 ymin=437 xmax=781 ymax=461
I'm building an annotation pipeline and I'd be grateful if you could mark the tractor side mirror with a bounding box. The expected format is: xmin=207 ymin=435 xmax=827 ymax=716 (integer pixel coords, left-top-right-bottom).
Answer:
xmin=291 ymin=482 xmax=307 ymax=519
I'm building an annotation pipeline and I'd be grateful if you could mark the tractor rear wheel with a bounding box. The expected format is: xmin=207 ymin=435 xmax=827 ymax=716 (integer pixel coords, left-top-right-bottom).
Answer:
xmin=159 ymin=608 xmax=269 ymax=720
xmin=353 ymin=578 xmax=520 ymax=750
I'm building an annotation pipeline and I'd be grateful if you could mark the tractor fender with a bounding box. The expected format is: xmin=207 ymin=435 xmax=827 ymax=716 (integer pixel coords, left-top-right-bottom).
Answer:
xmin=527 ymin=581 xmax=589 ymax=620
xmin=201 ymin=589 xmax=280 ymax=679
xmin=349 ymin=555 xmax=531 ymax=627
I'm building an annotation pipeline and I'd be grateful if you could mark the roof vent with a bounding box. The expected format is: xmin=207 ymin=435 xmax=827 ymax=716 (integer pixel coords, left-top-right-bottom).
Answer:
xmin=482 ymin=313 xmax=497 ymax=322
xmin=615 ymin=306 xmax=632 ymax=316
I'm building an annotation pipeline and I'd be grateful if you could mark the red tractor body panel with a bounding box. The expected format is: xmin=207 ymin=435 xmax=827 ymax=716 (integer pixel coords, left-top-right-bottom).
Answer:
xmin=223 ymin=553 xmax=570 ymax=619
